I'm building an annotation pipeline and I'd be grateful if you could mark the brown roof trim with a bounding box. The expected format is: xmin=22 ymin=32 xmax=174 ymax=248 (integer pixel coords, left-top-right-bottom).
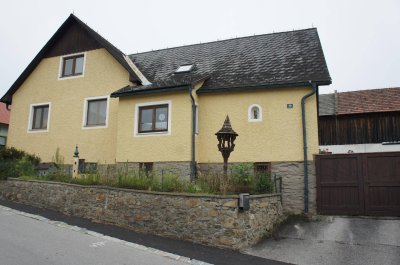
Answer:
xmin=1 ymin=14 xmax=142 ymax=105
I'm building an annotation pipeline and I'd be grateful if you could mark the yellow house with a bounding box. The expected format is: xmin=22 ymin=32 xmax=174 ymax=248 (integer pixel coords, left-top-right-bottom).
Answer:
xmin=1 ymin=14 xmax=331 ymax=214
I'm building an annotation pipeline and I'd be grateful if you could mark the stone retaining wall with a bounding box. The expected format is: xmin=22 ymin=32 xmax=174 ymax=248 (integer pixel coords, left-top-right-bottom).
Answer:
xmin=199 ymin=161 xmax=317 ymax=215
xmin=0 ymin=179 xmax=283 ymax=250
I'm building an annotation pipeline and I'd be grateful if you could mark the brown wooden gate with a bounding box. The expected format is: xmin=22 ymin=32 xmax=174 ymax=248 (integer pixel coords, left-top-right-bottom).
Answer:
xmin=316 ymin=152 xmax=400 ymax=216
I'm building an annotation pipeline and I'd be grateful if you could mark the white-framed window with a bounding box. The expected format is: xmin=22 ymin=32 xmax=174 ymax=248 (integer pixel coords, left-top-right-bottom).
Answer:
xmin=82 ymin=96 xmax=109 ymax=129
xmin=58 ymin=52 xmax=86 ymax=80
xmin=134 ymin=100 xmax=172 ymax=137
xmin=27 ymin=102 xmax=51 ymax=133
xmin=248 ymin=104 xmax=262 ymax=122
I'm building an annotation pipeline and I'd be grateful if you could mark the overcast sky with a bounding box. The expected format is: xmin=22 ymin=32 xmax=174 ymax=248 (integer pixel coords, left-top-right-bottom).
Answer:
xmin=1 ymin=0 xmax=399 ymax=98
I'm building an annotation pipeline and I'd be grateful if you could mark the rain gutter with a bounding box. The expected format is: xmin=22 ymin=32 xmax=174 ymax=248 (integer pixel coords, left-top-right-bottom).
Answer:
xmin=301 ymin=81 xmax=317 ymax=213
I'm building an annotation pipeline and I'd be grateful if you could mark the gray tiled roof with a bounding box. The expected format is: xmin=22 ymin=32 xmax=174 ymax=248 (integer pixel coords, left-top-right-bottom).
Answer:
xmin=112 ymin=28 xmax=331 ymax=97
xmin=319 ymin=93 xmax=336 ymax=116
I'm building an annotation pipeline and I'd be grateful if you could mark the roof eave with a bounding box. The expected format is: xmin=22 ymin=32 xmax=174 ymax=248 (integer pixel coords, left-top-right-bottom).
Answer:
xmin=197 ymin=80 xmax=331 ymax=94
xmin=111 ymin=84 xmax=190 ymax=98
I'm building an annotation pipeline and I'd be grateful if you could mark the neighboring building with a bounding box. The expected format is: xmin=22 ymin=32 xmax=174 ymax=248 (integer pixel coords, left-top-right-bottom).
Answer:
xmin=0 ymin=103 xmax=10 ymax=147
xmin=319 ymin=87 xmax=400 ymax=153
xmin=1 ymin=14 xmax=331 ymax=214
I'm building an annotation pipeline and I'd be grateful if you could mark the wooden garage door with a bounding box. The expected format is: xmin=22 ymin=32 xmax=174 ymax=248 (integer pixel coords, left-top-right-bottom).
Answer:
xmin=316 ymin=152 xmax=400 ymax=216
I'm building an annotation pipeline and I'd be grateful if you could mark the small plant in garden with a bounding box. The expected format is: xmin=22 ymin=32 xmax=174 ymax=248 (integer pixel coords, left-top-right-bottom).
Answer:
xmin=52 ymin=147 xmax=64 ymax=167
xmin=46 ymin=147 xmax=68 ymax=179
xmin=71 ymin=173 xmax=101 ymax=185
xmin=117 ymin=170 xmax=160 ymax=191
xmin=15 ymin=157 xmax=36 ymax=177
xmin=231 ymin=163 xmax=254 ymax=185
xmin=15 ymin=160 xmax=277 ymax=195
xmin=161 ymin=174 xmax=184 ymax=192
xmin=254 ymin=173 xmax=275 ymax=193
xmin=229 ymin=163 xmax=255 ymax=192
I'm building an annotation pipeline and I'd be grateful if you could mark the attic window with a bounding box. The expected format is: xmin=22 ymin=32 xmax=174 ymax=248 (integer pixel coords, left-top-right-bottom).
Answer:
xmin=59 ymin=52 xmax=86 ymax=79
xmin=175 ymin=64 xmax=193 ymax=73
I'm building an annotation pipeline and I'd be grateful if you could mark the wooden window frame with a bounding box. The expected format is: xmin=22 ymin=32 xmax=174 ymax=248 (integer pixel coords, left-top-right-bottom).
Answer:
xmin=86 ymin=99 xmax=107 ymax=127
xmin=61 ymin=54 xmax=84 ymax=77
xmin=32 ymin=105 xmax=49 ymax=130
xmin=138 ymin=104 xmax=169 ymax=133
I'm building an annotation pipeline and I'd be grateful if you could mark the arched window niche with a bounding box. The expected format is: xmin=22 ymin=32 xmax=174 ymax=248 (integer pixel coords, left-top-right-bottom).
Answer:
xmin=248 ymin=104 xmax=262 ymax=122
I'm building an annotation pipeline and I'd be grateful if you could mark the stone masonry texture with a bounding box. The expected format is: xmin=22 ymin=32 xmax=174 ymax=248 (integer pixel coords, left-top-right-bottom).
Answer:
xmin=115 ymin=162 xmax=192 ymax=181
xmin=271 ymin=161 xmax=316 ymax=215
xmin=199 ymin=161 xmax=317 ymax=215
xmin=0 ymin=179 xmax=283 ymax=250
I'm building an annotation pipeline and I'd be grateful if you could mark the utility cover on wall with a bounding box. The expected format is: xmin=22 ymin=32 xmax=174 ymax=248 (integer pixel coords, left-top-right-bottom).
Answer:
xmin=287 ymin=103 xmax=294 ymax=109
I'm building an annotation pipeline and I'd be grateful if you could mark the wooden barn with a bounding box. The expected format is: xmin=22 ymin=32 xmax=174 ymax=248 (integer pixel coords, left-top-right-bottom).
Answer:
xmin=318 ymin=87 xmax=400 ymax=153
xmin=316 ymin=87 xmax=400 ymax=216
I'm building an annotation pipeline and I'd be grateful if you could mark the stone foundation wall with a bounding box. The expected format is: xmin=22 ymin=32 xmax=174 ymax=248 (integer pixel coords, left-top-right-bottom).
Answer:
xmin=271 ymin=161 xmax=316 ymax=215
xmin=114 ymin=161 xmax=191 ymax=180
xmin=0 ymin=179 xmax=283 ymax=250
xmin=198 ymin=161 xmax=317 ymax=215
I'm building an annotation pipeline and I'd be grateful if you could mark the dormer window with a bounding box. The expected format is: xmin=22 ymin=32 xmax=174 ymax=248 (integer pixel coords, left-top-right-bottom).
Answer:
xmin=59 ymin=53 xmax=85 ymax=79
xmin=175 ymin=64 xmax=193 ymax=73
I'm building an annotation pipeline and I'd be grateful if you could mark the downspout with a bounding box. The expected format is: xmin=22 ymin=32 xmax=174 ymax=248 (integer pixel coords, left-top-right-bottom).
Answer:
xmin=301 ymin=81 xmax=317 ymax=213
xmin=189 ymin=85 xmax=196 ymax=181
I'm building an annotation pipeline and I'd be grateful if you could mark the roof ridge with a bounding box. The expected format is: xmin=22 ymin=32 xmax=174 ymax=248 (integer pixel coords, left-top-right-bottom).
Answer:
xmin=325 ymin=87 xmax=400 ymax=96
xmin=129 ymin=28 xmax=317 ymax=56
xmin=70 ymin=13 xmax=126 ymax=56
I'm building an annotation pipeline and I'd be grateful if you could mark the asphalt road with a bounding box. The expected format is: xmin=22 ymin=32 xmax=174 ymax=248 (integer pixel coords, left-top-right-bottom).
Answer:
xmin=0 ymin=205 xmax=201 ymax=265
xmin=246 ymin=216 xmax=400 ymax=265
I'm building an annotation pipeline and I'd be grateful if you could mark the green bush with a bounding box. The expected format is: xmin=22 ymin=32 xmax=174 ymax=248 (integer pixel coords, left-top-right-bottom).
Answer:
xmin=117 ymin=171 xmax=160 ymax=191
xmin=0 ymin=161 xmax=18 ymax=180
xmin=71 ymin=173 xmax=101 ymax=186
xmin=161 ymin=174 xmax=184 ymax=192
xmin=0 ymin=147 xmax=40 ymax=179
xmin=231 ymin=163 xmax=254 ymax=185
xmin=0 ymin=147 xmax=40 ymax=165
xmin=254 ymin=173 xmax=275 ymax=193
xmin=15 ymin=157 xmax=36 ymax=177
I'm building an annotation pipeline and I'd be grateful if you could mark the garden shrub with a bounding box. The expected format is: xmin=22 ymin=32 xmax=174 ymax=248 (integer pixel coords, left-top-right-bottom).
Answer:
xmin=71 ymin=173 xmax=102 ymax=186
xmin=231 ymin=163 xmax=254 ymax=185
xmin=161 ymin=174 xmax=184 ymax=192
xmin=117 ymin=170 xmax=160 ymax=191
xmin=254 ymin=173 xmax=275 ymax=193
xmin=0 ymin=147 xmax=40 ymax=179
xmin=0 ymin=147 xmax=40 ymax=165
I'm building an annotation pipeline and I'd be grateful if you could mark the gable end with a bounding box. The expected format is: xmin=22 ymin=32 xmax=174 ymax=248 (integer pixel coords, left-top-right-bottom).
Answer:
xmin=44 ymin=22 xmax=102 ymax=58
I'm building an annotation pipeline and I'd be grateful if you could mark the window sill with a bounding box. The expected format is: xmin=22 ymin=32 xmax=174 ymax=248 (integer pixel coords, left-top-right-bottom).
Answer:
xmin=27 ymin=129 xmax=49 ymax=133
xmin=58 ymin=74 xmax=84 ymax=81
xmin=134 ymin=131 xmax=170 ymax=137
xmin=82 ymin=124 xmax=107 ymax=130
xmin=248 ymin=119 xmax=262 ymax=122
